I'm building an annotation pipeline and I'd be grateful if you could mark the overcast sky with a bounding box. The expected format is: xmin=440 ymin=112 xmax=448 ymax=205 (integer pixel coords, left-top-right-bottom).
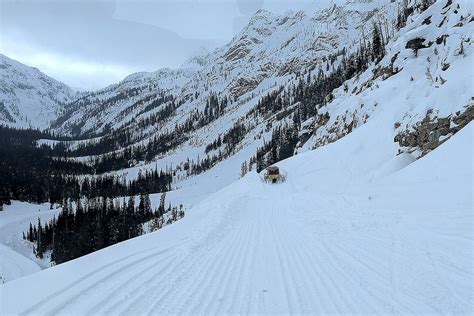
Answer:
xmin=0 ymin=0 xmax=327 ymax=90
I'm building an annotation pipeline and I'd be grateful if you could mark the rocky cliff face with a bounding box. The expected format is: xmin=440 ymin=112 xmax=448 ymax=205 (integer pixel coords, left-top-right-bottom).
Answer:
xmin=395 ymin=105 xmax=473 ymax=157
xmin=299 ymin=0 xmax=473 ymax=158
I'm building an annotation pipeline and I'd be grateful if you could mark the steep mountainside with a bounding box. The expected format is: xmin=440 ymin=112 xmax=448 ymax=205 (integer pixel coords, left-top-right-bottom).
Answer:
xmin=46 ymin=0 xmax=472 ymax=189
xmin=0 ymin=54 xmax=77 ymax=129
xmin=51 ymin=0 xmax=399 ymax=136
xmin=300 ymin=0 xmax=473 ymax=154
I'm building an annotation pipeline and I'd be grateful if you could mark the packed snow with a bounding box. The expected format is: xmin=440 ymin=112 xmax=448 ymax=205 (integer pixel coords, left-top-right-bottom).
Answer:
xmin=0 ymin=0 xmax=472 ymax=314
xmin=1 ymin=116 xmax=472 ymax=314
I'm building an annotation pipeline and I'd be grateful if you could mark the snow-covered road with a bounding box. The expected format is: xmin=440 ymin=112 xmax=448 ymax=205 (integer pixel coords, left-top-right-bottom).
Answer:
xmin=1 ymin=123 xmax=472 ymax=315
xmin=5 ymin=179 xmax=472 ymax=314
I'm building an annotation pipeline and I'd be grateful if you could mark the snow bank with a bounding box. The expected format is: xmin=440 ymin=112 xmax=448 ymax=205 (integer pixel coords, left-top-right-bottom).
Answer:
xmin=0 ymin=244 xmax=40 ymax=284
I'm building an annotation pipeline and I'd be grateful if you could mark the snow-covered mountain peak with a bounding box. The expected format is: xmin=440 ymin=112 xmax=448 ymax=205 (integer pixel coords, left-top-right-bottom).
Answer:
xmin=47 ymin=0 xmax=400 ymax=135
xmin=248 ymin=8 xmax=276 ymax=24
xmin=0 ymin=54 xmax=77 ymax=129
xmin=182 ymin=47 xmax=212 ymax=69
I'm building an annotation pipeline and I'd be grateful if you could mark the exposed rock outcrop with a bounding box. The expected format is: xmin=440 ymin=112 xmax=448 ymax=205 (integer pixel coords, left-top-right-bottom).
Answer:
xmin=406 ymin=37 xmax=433 ymax=56
xmin=228 ymin=77 xmax=262 ymax=99
xmin=394 ymin=105 xmax=473 ymax=157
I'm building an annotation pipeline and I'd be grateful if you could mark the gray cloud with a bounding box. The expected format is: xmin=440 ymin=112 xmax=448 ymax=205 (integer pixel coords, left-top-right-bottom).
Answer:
xmin=1 ymin=0 xmax=220 ymax=89
xmin=0 ymin=0 xmax=317 ymax=89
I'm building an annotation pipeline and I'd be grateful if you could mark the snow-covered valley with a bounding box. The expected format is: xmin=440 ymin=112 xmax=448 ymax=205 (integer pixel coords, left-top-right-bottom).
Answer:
xmin=1 ymin=114 xmax=472 ymax=314
xmin=0 ymin=0 xmax=473 ymax=314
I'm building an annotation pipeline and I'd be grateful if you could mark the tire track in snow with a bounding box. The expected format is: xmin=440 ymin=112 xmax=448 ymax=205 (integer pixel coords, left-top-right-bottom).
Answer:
xmin=279 ymin=193 xmax=349 ymax=313
xmin=235 ymin=218 xmax=259 ymax=314
xmin=60 ymin=252 xmax=177 ymax=315
xmin=111 ymin=251 xmax=187 ymax=316
xmin=38 ymin=249 xmax=176 ymax=316
xmin=269 ymin=197 xmax=302 ymax=313
xmin=286 ymin=190 xmax=378 ymax=313
xmin=20 ymin=246 xmax=174 ymax=316
xmin=321 ymin=238 xmax=407 ymax=314
xmin=288 ymin=186 xmax=412 ymax=313
xmin=148 ymin=237 xmax=233 ymax=314
xmin=226 ymin=217 xmax=257 ymax=313
xmin=99 ymin=251 xmax=180 ymax=315
xmin=119 ymin=200 xmax=246 ymax=315
xmin=286 ymin=185 xmax=356 ymax=313
xmin=255 ymin=204 xmax=268 ymax=315
xmin=282 ymin=219 xmax=353 ymax=313
xmin=86 ymin=253 xmax=179 ymax=314
xmin=205 ymin=219 xmax=253 ymax=314
xmin=142 ymin=206 xmax=248 ymax=314
xmin=139 ymin=244 xmax=218 ymax=314
xmin=425 ymin=243 xmax=470 ymax=311
xmin=182 ymin=220 xmax=249 ymax=314
xmin=198 ymin=221 xmax=250 ymax=314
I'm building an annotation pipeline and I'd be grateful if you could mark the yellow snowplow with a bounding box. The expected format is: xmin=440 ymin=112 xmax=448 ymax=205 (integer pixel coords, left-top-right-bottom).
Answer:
xmin=264 ymin=166 xmax=282 ymax=183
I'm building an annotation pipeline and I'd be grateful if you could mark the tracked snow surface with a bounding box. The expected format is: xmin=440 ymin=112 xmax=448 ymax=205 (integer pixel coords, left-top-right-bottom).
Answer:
xmin=0 ymin=0 xmax=473 ymax=314
xmin=1 ymin=116 xmax=472 ymax=315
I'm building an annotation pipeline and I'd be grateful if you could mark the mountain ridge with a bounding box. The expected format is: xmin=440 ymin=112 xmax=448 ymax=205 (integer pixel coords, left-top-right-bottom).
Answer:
xmin=44 ymin=0 xmax=398 ymax=139
xmin=0 ymin=54 xmax=78 ymax=129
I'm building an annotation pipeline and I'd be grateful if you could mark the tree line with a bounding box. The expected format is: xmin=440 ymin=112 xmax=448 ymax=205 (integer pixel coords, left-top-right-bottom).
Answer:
xmin=0 ymin=126 xmax=172 ymax=208
xmin=24 ymin=193 xmax=184 ymax=264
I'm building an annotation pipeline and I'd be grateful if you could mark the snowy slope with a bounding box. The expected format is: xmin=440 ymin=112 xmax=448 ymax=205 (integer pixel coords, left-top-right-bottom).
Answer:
xmin=73 ymin=0 xmax=472 ymax=206
xmin=0 ymin=202 xmax=62 ymax=283
xmin=0 ymin=54 xmax=77 ymax=129
xmin=0 ymin=245 xmax=40 ymax=284
xmin=46 ymin=0 xmax=472 ymax=197
xmin=301 ymin=0 xmax=474 ymax=154
xmin=1 ymin=115 xmax=471 ymax=315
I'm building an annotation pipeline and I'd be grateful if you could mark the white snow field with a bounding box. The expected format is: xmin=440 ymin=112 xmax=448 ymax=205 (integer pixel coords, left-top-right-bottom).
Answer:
xmin=0 ymin=202 xmax=62 ymax=283
xmin=1 ymin=115 xmax=472 ymax=314
xmin=0 ymin=244 xmax=40 ymax=284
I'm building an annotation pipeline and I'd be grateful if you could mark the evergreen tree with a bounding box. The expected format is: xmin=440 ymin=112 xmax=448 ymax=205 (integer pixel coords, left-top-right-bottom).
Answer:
xmin=36 ymin=218 xmax=43 ymax=259
xmin=159 ymin=193 xmax=166 ymax=217
xmin=372 ymin=23 xmax=385 ymax=62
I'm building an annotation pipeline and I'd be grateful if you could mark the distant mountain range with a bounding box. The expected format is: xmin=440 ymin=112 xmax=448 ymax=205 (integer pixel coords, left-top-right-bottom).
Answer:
xmin=1 ymin=0 xmax=472 ymax=177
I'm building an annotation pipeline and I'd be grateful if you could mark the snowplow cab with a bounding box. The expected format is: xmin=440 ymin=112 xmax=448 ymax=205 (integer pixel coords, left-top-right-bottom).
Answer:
xmin=265 ymin=166 xmax=280 ymax=183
